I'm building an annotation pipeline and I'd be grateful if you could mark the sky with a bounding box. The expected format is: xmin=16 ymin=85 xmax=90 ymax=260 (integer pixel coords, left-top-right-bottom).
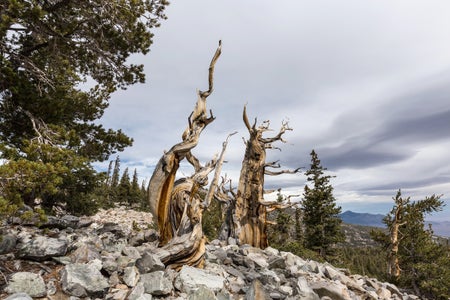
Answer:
xmin=98 ymin=0 xmax=450 ymax=221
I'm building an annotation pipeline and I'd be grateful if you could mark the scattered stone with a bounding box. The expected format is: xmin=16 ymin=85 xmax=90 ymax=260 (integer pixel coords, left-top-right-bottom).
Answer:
xmin=310 ymin=281 xmax=351 ymax=300
xmin=188 ymin=285 xmax=217 ymax=300
xmin=60 ymin=260 xmax=109 ymax=297
xmin=123 ymin=266 xmax=140 ymax=287
xmin=41 ymin=215 xmax=80 ymax=229
xmin=70 ymin=244 xmax=101 ymax=263
xmin=246 ymin=279 xmax=269 ymax=300
xmin=139 ymin=271 xmax=173 ymax=296
xmin=175 ymin=265 xmax=225 ymax=293
xmin=17 ymin=235 xmax=67 ymax=261
xmin=0 ymin=234 xmax=17 ymax=254
xmin=136 ymin=251 xmax=165 ymax=273
xmin=0 ymin=207 xmax=423 ymax=300
xmin=5 ymin=272 xmax=47 ymax=298
xmin=4 ymin=293 xmax=33 ymax=300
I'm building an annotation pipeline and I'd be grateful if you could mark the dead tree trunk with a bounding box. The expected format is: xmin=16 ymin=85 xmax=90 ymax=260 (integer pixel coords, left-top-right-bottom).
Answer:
xmin=147 ymin=41 xmax=221 ymax=250
xmin=232 ymin=106 xmax=300 ymax=248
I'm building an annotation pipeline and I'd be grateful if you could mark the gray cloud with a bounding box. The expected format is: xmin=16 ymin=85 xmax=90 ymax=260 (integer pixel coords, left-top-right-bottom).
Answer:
xmin=99 ymin=0 xmax=450 ymax=221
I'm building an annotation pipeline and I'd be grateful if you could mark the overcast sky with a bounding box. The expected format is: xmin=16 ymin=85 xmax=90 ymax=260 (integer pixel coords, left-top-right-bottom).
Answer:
xmin=98 ymin=0 xmax=450 ymax=221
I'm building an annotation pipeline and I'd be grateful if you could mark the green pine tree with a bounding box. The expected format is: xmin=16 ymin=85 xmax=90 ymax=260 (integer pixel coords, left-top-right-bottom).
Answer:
xmin=117 ymin=167 xmax=131 ymax=205
xmin=302 ymin=150 xmax=344 ymax=258
xmin=371 ymin=190 xmax=449 ymax=299
xmin=129 ymin=168 xmax=142 ymax=207
xmin=140 ymin=179 xmax=149 ymax=211
xmin=0 ymin=0 xmax=167 ymax=215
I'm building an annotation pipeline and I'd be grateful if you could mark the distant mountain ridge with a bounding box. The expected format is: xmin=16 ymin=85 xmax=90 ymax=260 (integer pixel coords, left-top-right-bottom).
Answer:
xmin=339 ymin=210 xmax=385 ymax=228
xmin=339 ymin=210 xmax=450 ymax=237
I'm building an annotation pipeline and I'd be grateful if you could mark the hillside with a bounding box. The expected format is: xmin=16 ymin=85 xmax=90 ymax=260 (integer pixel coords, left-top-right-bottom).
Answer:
xmin=0 ymin=207 xmax=422 ymax=300
xmin=340 ymin=210 xmax=450 ymax=238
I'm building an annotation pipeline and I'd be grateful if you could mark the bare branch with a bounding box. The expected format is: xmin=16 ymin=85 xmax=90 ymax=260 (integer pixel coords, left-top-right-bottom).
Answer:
xmin=243 ymin=105 xmax=252 ymax=131
xmin=260 ymin=120 xmax=292 ymax=144
xmin=265 ymin=167 xmax=301 ymax=176
xmin=199 ymin=40 xmax=222 ymax=98
xmin=204 ymin=131 xmax=237 ymax=207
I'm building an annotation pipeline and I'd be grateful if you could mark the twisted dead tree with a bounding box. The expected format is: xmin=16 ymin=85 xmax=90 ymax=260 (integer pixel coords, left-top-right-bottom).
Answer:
xmin=230 ymin=106 xmax=300 ymax=248
xmin=147 ymin=41 xmax=222 ymax=268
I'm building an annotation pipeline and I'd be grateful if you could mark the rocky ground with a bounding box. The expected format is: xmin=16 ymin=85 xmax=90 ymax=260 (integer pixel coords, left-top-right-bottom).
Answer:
xmin=0 ymin=207 xmax=420 ymax=300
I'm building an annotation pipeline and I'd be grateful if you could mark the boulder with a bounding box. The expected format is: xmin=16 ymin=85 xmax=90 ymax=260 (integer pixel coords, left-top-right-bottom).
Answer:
xmin=60 ymin=260 xmax=109 ymax=297
xmin=41 ymin=215 xmax=80 ymax=229
xmin=5 ymin=272 xmax=46 ymax=298
xmin=123 ymin=266 xmax=140 ymax=287
xmin=296 ymin=277 xmax=320 ymax=300
xmin=0 ymin=234 xmax=17 ymax=254
xmin=245 ymin=279 xmax=270 ymax=300
xmin=136 ymin=251 xmax=165 ymax=273
xmin=4 ymin=293 xmax=33 ymax=300
xmin=188 ymin=285 xmax=217 ymax=300
xmin=139 ymin=271 xmax=173 ymax=296
xmin=17 ymin=235 xmax=67 ymax=261
xmin=175 ymin=265 xmax=225 ymax=293
xmin=310 ymin=281 xmax=352 ymax=300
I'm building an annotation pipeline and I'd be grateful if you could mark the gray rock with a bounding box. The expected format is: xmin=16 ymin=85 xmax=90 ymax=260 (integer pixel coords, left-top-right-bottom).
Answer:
xmin=246 ymin=252 xmax=269 ymax=269
xmin=188 ymin=285 xmax=217 ymax=300
xmin=175 ymin=265 xmax=225 ymax=293
xmin=296 ymin=277 xmax=320 ymax=300
xmin=123 ymin=266 xmax=140 ymax=287
xmin=102 ymin=256 xmax=119 ymax=274
xmin=61 ymin=260 xmax=109 ymax=297
xmin=122 ymin=246 xmax=142 ymax=259
xmin=136 ymin=251 xmax=165 ymax=273
xmin=107 ymin=288 xmax=129 ymax=300
xmin=245 ymin=279 xmax=270 ymax=300
xmin=97 ymin=222 xmax=126 ymax=237
xmin=101 ymin=232 xmax=127 ymax=253
xmin=217 ymin=289 xmax=233 ymax=300
xmin=268 ymin=256 xmax=286 ymax=270
xmin=41 ymin=215 xmax=80 ymax=229
xmin=259 ymin=268 xmax=280 ymax=286
xmin=5 ymin=272 xmax=47 ymax=298
xmin=128 ymin=282 xmax=146 ymax=300
xmin=264 ymin=246 xmax=280 ymax=257
xmin=139 ymin=271 xmax=173 ymax=296
xmin=70 ymin=244 xmax=101 ymax=263
xmin=0 ymin=234 xmax=17 ymax=254
xmin=4 ymin=293 xmax=33 ymax=300
xmin=18 ymin=235 xmax=67 ymax=261
xmin=310 ymin=281 xmax=352 ymax=300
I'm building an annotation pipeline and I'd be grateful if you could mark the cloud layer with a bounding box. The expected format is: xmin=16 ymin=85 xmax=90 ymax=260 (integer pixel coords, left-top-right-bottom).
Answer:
xmin=98 ymin=0 xmax=450 ymax=221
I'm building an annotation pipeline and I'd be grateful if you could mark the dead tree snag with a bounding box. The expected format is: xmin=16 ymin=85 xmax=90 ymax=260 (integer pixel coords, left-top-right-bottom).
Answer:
xmin=147 ymin=40 xmax=222 ymax=259
xmin=232 ymin=106 xmax=300 ymax=248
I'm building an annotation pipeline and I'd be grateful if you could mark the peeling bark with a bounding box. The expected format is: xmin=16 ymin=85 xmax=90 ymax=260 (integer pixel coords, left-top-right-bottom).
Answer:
xmin=232 ymin=106 xmax=300 ymax=248
xmin=147 ymin=41 xmax=222 ymax=270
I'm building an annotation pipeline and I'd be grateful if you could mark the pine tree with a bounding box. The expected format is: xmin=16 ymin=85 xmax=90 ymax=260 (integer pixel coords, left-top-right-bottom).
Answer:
xmin=140 ymin=179 xmax=149 ymax=211
xmin=117 ymin=167 xmax=131 ymax=205
xmin=301 ymin=150 xmax=344 ymax=258
xmin=129 ymin=169 xmax=142 ymax=207
xmin=107 ymin=156 xmax=121 ymax=205
xmin=371 ymin=190 xmax=449 ymax=299
xmin=0 ymin=1 xmax=167 ymax=214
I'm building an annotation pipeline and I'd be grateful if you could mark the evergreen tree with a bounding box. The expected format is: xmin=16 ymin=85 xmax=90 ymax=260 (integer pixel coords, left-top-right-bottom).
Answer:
xmin=117 ymin=167 xmax=131 ymax=205
xmin=107 ymin=156 xmax=121 ymax=205
xmin=371 ymin=190 xmax=449 ymax=299
xmin=129 ymin=168 xmax=142 ymax=207
xmin=140 ymin=179 xmax=149 ymax=211
xmin=0 ymin=0 xmax=167 ymax=215
xmin=302 ymin=150 xmax=344 ymax=258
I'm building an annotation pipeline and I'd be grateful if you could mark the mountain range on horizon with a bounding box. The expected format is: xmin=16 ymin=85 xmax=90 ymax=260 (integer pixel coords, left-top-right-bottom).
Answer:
xmin=339 ymin=210 xmax=450 ymax=238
